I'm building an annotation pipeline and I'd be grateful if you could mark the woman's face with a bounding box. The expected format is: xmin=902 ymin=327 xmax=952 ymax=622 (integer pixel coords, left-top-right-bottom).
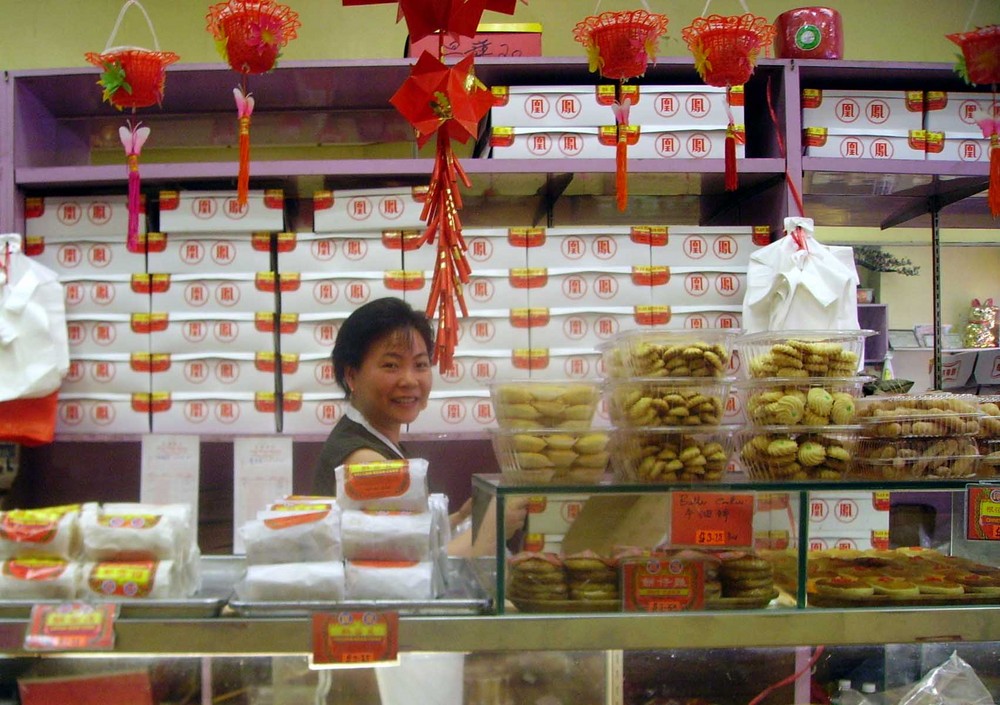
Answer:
xmin=345 ymin=328 xmax=432 ymax=440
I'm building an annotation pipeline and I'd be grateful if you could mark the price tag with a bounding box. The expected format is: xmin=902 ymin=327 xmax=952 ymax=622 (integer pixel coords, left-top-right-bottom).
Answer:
xmin=311 ymin=611 xmax=399 ymax=668
xmin=621 ymin=557 xmax=705 ymax=612
xmin=966 ymin=484 xmax=1000 ymax=541
xmin=670 ymin=492 xmax=754 ymax=548
xmin=24 ymin=602 xmax=117 ymax=651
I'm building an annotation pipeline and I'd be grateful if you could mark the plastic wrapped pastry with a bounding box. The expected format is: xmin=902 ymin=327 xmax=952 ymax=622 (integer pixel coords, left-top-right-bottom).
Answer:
xmin=241 ymin=507 xmax=342 ymax=565
xmin=0 ymin=557 xmax=80 ymax=599
xmin=79 ymin=559 xmax=182 ymax=599
xmin=345 ymin=560 xmax=436 ymax=601
xmin=80 ymin=503 xmax=194 ymax=560
xmin=241 ymin=561 xmax=346 ymax=602
xmin=0 ymin=505 xmax=82 ymax=560
xmin=335 ymin=458 xmax=430 ymax=512
xmin=340 ymin=509 xmax=433 ymax=562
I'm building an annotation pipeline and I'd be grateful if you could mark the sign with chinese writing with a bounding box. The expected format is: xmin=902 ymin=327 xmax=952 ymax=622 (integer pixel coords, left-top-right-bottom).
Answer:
xmin=24 ymin=602 xmax=117 ymax=651
xmin=621 ymin=557 xmax=705 ymax=612
xmin=967 ymin=484 xmax=1000 ymax=541
xmin=671 ymin=492 xmax=754 ymax=548
xmin=311 ymin=611 xmax=399 ymax=668
xmin=233 ymin=436 xmax=293 ymax=553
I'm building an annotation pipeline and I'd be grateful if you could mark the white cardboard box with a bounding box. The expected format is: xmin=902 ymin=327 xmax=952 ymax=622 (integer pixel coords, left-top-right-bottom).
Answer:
xmin=648 ymin=225 xmax=769 ymax=267
xmin=277 ymin=312 xmax=350 ymax=355
xmin=525 ymin=306 xmax=663 ymax=350
xmin=941 ymin=350 xmax=977 ymax=388
xmin=522 ymin=348 xmax=604 ymax=382
xmin=149 ymin=352 xmax=278 ymax=394
xmin=403 ymin=227 xmax=532 ymax=271
xmin=490 ymin=126 xmax=741 ymax=160
xmin=453 ymin=309 xmax=532 ymax=352
xmin=61 ymin=274 xmax=150 ymax=316
xmin=146 ymin=232 xmax=273 ymax=273
xmin=636 ymin=304 xmax=744 ymax=332
xmin=649 ymin=267 xmax=747 ymax=306
xmin=279 ymin=352 xmax=339 ymax=394
xmin=528 ymin=226 xmax=651 ymax=269
xmin=24 ymin=234 xmax=147 ymax=276
xmin=147 ymin=312 xmax=276 ymax=356
xmin=804 ymin=127 xmax=926 ymax=160
xmin=278 ymin=270 xmax=424 ymax=314
xmin=490 ymin=85 xmax=619 ymax=127
xmin=280 ymin=392 xmax=346 ymax=435
xmin=637 ymin=125 xmax=745 ymax=160
xmin=461 ymin=268 xmax=533 ymax=312
xmin=24 ymin=195 xmax=146 ymax=240
xmin=924 ymin=91 xmax=997 ymax=133
xmin=159 ymin=190 xmax=285 ymax=234
xmin=406 ymin=390 xmax=495 ymax=433
xmin=629 ymin=85 xmax=745 ymax=127
xmin=926 ymin=132 xmax=991 ymax=162
xmin=808 ymin=490 xmax=890 ymax=535
xmin=66 ymin=313 xmax=148 ymax=356
xmin=56 ymin=393 xmax=150 ymax=435
xmin=525 ymin=494 xmax=589 ymax=535
xmin=313 ymin=187 xmax=428 ymax=232
xmin=147 ymin=272 xmax=277 ymax=313
xmin=150 ymin=392 xmax=278 ymax=434
xmin=277 ymin=231 xmax=403 ymax=271
xmin=802 ymin=89 xmax=924 ymax=131
xmin=974 ymin=348 xmax=1000 ymax=386
xmin=61 ymin=353 xmax=151 ymax=395
xmin=529 ymin=266 xmax=653 ymax=309
xmin=434 ymin=349 xmax=518 ymax=392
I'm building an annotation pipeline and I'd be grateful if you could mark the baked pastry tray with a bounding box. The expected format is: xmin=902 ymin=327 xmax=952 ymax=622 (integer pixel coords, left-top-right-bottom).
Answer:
xmin=807 ymin=592 xmax=1000 ymax=608
xmin=228 ymin=557 xmax=493 ymax=617
xmin=0 ymin=555 xmax=243 ymax=619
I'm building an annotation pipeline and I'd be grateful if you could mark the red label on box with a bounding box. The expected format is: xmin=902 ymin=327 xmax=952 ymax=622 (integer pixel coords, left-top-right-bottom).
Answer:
xmin=622 ymin=557 xmax=703 ymax=612
xmin=967 ymin=485 xmax=1000 ymax=541
xmin=311 ymin=611 xmax=399 ymax=667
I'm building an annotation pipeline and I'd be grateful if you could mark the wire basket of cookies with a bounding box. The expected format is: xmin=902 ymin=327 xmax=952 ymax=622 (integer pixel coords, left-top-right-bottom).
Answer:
xmin=489 ymin=380 xmax=602 ymax=431
xmin=735 ymin=425 xmax=860 ymax=481
xmin=604 ymin=377 xmax=735 ymax=428
xmin=736 ymin=376 xmax=869 ymax=426
xmin=598 ymin=329 xmax=740 ymax=380
xmin=610 ymin=426 xmax=737 ymax=483
xmin=490 ymin=427 xmax=611 ymax=485
xmin=735 ymin=330 xmax=875 ymax=379
xmin=853 ymin=436 xmax=981 ymax=480
xmin=855 ymin=393 xmax=983 ymax=438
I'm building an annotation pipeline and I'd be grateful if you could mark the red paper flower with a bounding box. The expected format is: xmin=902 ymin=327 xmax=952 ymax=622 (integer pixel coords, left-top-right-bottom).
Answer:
xmin=343 ymin=0 xmax=519 ymax=42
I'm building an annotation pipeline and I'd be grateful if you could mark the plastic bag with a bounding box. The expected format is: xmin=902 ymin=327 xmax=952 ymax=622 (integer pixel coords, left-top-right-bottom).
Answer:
xmin=896 ymin=652 xmax=995 ymax=705
xmin=743 ymin=217 xmax=861 ymax=333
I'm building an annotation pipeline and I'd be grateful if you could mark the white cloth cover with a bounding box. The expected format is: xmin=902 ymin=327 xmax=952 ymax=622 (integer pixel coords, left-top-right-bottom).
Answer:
xmin=0 ymin=233 xmax=69 ymax=401
xmin=743 ymin=218 xmax=860 ymax=333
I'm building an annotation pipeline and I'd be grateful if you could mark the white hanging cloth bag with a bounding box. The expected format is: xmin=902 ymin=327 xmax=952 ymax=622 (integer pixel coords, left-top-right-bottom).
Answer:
xmin=0 ymin=233 xmax=69 ymax=402
xmin=742 ymin=217 xmax=861 ymax=334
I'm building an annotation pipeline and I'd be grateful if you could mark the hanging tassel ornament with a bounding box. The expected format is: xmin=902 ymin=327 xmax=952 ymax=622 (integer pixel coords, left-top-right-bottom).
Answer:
xmin=972 ymin=109 xmax=1000 ymax=217
xmin=234 ymin=87 xmax=255 ymax=207
xmin=612 ymin=94 xmax=633 ymax=212
xmin=119 ymin=121 xmax=151 ymax=252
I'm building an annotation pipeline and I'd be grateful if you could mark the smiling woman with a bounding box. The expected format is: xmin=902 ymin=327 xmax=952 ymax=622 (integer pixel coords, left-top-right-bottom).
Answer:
xmin=313 ymin=297 xmax=434 ymax=496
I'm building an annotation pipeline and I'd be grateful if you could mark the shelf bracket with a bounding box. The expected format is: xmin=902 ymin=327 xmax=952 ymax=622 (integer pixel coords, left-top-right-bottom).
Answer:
xmin=879 ymin=176 xmax=989 ymax=230
xmin=532 ymin=173 xmax=574 ymax=227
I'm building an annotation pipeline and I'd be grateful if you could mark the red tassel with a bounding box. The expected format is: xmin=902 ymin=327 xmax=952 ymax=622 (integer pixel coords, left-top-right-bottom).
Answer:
xmin=238 ymin=115 xmax=251 ymax=207
xmin=725 ymin=122 xmax=738 ymax=191
xmin=616 ymin=129 xmax=628 ymax=212
xmin=126 ymin=154 xmax=141 ymax=252
xmin=989 ymin=134 xmax=999 ymax=218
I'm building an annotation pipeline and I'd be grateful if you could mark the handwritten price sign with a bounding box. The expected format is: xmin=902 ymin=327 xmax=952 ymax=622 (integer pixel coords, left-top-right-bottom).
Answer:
xmin=671 ymin=492 xmax=754 ymax=548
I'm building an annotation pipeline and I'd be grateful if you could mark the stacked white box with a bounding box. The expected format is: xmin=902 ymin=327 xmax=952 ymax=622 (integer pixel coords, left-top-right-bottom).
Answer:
xmin=453 ymin=308 xmax=530 ymax=352
xmin=159 ymin=190 xmax=285 ymax=234
xmin=66 ymin=313 xmax=147 ymax=356
xmin=407 ymin=390 xmax=495 ymax=434
xmin=147 ymin=352 xmax=279 ymax=393
xmin=313 ymin=187 xmax=428 ymax=232
xmin=23 ymin=234 xmax=146 ymax=276
xmin=647 ymin=225 xmax=769 ymax=268
xmin=277 ymin=270 xmax=420 ymax=314
xmin=24 ymin=195 xmax=147 ymax=241
xmin=146 ymin=272 xmax=277 ymax=313
xmin=279 ymin=352 xmax=339 ymax=395
xmin=523 ymin=347 xmax=604 ymax=383
xmin=60 ymin=353 xmax=150 ymax=396
xmin=434 ymin=349 xmax=518 ymax=391
xmin=277 ymin=231 xmax=403 ymax=271
xmin=649 ymin=266 xmax=747 ymax=307
xmin=61 ymin=273 xmax=149 ymax=316
xmin=277 ymin=312 xmax=351 ymax=356
xmin=150 ymin=391 xmax=279 ymax=435
xmin=401 ymin=227 xmax=531 ymax=272
xmin=147 ymin=312 xmax=276 ymax=356
xmin=56 ymin=393 xmax=151 ymax=435
xmin=525 ymin=266 xmax=653 ymax=309
xmin=802 ymin=88 xmax=926 ymax=160
xmin=280 ymin=392 xmax=347 ymax=435
xmin=806 ymin=490 xmax=891 ymax=551
xmin=530 ymin=226 xmax=651 ymax=268
xmin=924 ymin=91 xmax=993 ymax=162
xmin=146 ymin=232 xmax=273 ymax=273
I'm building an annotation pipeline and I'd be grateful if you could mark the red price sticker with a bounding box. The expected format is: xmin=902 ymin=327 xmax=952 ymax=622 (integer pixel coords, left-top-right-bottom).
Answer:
xmin=966 ymin=485 xmax=1000 ymax=541
xmin=671 ymin=492 xmax=754 ymax=548
xmin=24 ymin=602 xmax=117 ymax=651
xmin=311 ymin=611 xmax=399 ymax=668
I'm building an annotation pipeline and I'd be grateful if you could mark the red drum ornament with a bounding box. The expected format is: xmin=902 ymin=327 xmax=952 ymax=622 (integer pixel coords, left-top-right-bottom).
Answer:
xmin=774 ymin=6 xmax=843 ymax=60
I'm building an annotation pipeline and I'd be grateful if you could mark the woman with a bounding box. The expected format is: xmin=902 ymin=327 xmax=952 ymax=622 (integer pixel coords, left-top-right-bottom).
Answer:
xmin=313 ymin=297 xmax=526 ymax=551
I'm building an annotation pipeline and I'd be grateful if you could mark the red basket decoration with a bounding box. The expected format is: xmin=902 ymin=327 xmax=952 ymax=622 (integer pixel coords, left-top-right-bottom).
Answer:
xmin=207 ymin=0 xmax=301 ymax=75
xmin=85 ymin=47 xmax=178 ymax=109
xmin=573 ymin=10 xmax=669 ymax=81
xmin=947 ymin=24 xmax=1000 ymax=86
xmin=681 ymin=13 xmax=775 ymax=87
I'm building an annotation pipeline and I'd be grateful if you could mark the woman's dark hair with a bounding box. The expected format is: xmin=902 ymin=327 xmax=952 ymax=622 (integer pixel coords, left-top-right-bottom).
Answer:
xmin=332 ymin=297 xmax=434 ymax=396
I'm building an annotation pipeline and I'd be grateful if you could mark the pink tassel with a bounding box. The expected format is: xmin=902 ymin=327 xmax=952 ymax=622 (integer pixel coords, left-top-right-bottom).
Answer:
xmin=119 ymin=123 xmax=151 ymax=253
xmin=234 ymin=88 xmax=256 ymax=208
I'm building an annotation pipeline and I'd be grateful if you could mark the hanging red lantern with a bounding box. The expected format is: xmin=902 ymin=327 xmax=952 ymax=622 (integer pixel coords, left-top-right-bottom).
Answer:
xmin=681 ymin=12 xmax=774 ymax=191
xmin=85 ymin=0 xmax=179 ymax=252
xmin=573 ymin=10 xmax=668 ymax=211
xmin=206 ymin=0 xmax=301 ymax=206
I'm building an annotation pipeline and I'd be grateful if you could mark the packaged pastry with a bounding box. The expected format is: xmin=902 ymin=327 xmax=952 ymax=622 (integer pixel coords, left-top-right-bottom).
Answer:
xmin=611 ymin=427 xmax=734 ymax=483
xmin=0 ymin=505 xmax=82 ymax=560
xmin=599 ymin=330 xmax=738 ymax=380
xmin=856 ymin=394 xmax=983 ymax=437
xmin=340 ymin=509 xmax=433 ymax=562
xmin=345 ymin=559 xmax=436 ymax=600
xmin=242 ymin=561 xmax=346 ymax=602
xmin=490 ymin=427 xmax=610 ymax=485
xmin=736 ymin=425 xmax=860 ymax=480
xmin=335 ymin=458 xmax=429 ymax=512
xmin=605 ymin=377 xmax=733 ymax=428
xmin=80 ymin=504 xmax=193 ymax=561
xmin=428 ymin=493 xmax=451 ymax=591
xmin=99 ymin=503 xmax=197 ymax=549
xmin=241 ymin=507 xmax=343 ymax=565
xmin=736 ymin=330 xmax=870 ymax=379
xmin=79 ymin=559 xmax=183 ymax=599
xmin=976 ymin=396 xmax=1000 ymax=438
xmin=736 ymin=377 xmax=867 ymax=426
xmin=490 ymin=380 xmax=601 ymax=430
xmin=0 ymin=556 xmax=80 ymax=599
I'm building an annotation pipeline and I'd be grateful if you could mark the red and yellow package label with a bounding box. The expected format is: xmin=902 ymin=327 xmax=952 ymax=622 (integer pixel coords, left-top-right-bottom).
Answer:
xmin=4 ymin=556 xmax=69 ymax=581
xmin=263 ymin=510 xmax=329 ymax=530
xmin=87 ymin=561 xmax=158 ymax=598
xmin=622 ymin=557 xmax=704 ymax=612
xmin=344 ymin=460 xmax=411 ymax=501
xmin=312 ymin=611 xmax=399 ymax=667
xmin=96 ymin=514 xmax=161 ymax=530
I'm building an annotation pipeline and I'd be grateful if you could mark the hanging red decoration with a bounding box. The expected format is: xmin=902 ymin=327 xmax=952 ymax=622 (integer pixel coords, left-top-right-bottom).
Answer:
xmin=390 ymin=53 xmax=494 ymax=371
xmin=206 ymin=0 xmax=301 ymax=206
xmin=573 ymin=10 xmax=668 ymax=211
xmin=341 ymin=0 xmax=519 ymax=43
xmin=947 ymin=25 xmax=1000 ymax=217
xmin=681 ymin=12 xmax=774 ymax=191
xmin=85 ymin=0 xmax=179 ymax=252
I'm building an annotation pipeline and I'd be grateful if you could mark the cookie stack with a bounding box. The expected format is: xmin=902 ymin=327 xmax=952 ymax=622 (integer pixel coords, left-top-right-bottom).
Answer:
xmin=601 ymin=330 xmax=740 ymax=485
xmin=507 ymin=553 xmax=568 ymax=602
xmin=563 ymin=553 xmax=619 ymax=602
xmin=853 ymin=393 xmax=984 ymax=479
xmin=733 ymin=331 xmax=871 ymax=481
xmin=719 ymin=553 xmax=775 ymax=599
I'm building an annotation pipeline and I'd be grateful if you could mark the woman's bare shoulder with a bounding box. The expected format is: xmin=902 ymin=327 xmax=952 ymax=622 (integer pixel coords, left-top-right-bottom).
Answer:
xmin=341 ymin=447 xmax=393 ymax=465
